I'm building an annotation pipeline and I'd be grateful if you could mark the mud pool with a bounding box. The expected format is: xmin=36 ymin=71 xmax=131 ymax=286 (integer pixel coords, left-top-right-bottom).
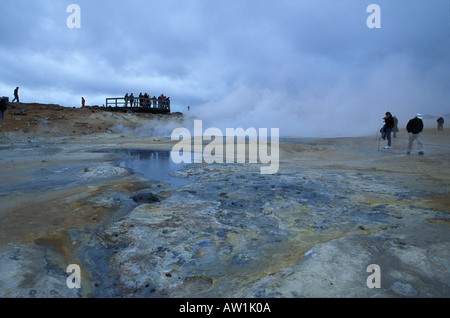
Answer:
xmin=0 ymin=134 xmax=449 ymax=298
xmin=92 ymin=149 xmax=194 ymax=186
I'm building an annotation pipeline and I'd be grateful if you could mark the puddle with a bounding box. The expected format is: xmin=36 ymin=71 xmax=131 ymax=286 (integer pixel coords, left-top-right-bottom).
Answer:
xmin=92 ymin=149 xmax=193 ymax=185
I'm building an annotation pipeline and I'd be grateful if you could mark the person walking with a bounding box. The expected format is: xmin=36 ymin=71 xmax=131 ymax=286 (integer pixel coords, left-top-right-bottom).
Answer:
xmin=406 ymin=114 xmax=424 ymax=155
xmin=82 ymin=97 xmax=86 ymax=108
xmin=437 ymin=117 xmax=444 ymax=131
xmin=12 ymin=87 xmax=19 ymax=103
xmin=383 ymin=112 xmax=394 ymax=149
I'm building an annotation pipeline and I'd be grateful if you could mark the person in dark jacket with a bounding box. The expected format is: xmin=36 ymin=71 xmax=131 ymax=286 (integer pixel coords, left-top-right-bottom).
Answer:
xmin=437 ymin=117 xmax=444 ymax=131
xmin=0 ymin=97 xmax=7 ymax=119
xmin=406 ymin=114 xmax=424 ymax=155
xmin=383 ymin=112 xmax=394 ymax=149
xmin=12 ymin=87 xmax=19 ymax=103
xmin=124 ymin=93 xmax=129 ymax=107
xmin=129 ymin=93 xmax=134 ymax=107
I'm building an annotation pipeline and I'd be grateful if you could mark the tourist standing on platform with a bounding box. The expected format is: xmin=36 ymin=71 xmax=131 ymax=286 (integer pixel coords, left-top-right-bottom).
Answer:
xmin=129 ymin=93 xmax=135 ymax=107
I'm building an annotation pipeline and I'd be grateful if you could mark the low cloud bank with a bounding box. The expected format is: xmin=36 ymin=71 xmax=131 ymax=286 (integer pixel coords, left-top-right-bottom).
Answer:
xmin=183 ymin=53 xmax=449 ymax=138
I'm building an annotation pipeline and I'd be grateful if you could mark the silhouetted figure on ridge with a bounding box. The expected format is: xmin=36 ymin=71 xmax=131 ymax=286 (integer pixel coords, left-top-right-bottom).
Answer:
xmin=12 ymin=87 xmax=19 ymax=103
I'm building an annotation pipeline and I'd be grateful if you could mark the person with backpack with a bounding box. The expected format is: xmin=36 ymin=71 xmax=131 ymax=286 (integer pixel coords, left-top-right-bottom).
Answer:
xmin=383 ymin=112 xmax=394 ymax=149
xmin=406 ymin=114 xmax=424 ymax=155
xmin=0 ymin=97 xmax=7 ymax=119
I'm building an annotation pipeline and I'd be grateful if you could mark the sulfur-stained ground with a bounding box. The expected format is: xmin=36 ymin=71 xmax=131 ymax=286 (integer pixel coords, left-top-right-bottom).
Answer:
xmin=0 ymin=104 xmax=449 ymax=298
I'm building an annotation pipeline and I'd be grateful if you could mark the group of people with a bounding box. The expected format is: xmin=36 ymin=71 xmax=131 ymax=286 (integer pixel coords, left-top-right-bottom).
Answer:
xmin=123 ymin=92 xmax=169 ymax=108
xmin=381 ymin=112 xmax=445 ymax=155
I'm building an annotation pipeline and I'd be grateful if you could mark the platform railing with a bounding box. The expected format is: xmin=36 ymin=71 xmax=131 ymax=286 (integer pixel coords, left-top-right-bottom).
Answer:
xmin=105 ymin=97 xmax=170 ymax=113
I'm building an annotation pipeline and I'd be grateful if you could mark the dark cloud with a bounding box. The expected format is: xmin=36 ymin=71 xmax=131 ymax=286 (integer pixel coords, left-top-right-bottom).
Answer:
xmin=0 ymin=0 xmax=448 ymax=136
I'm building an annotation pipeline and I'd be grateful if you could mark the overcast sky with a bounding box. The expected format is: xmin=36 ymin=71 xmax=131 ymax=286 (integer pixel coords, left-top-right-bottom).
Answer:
xmin=0 ymin=0 xmax=449 ymax=137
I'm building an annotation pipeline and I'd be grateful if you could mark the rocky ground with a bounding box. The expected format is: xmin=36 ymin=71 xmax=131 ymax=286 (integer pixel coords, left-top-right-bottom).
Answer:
xmin=0 ymin=103 xmax=448 ymax=298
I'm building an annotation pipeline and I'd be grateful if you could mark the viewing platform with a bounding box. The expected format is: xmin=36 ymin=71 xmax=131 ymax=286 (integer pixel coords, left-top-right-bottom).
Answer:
xmin=104 ymin=96 xmax=170 ymax=114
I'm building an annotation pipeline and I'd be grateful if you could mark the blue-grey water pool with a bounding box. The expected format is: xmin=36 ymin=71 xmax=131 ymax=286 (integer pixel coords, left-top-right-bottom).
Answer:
xmin=93 ymin=149 xmax=192 ymax=185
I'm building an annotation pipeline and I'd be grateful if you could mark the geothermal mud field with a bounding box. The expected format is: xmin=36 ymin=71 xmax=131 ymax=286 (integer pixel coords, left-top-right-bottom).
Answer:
xmin=0 ymin=105 xmax=449 ymax=298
